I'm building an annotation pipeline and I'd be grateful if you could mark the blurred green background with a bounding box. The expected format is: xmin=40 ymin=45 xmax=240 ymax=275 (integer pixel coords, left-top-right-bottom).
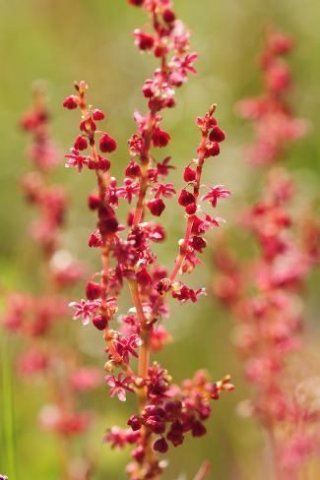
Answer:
xmin=1 ymin=0 xmax=320 ymax=479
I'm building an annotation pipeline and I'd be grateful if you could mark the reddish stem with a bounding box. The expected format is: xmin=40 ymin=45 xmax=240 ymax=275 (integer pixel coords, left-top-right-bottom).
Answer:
xmin=170 ymin=128 xmax=209 ymax=281
xmin=193 ymin=460 xmax=211 ymax=480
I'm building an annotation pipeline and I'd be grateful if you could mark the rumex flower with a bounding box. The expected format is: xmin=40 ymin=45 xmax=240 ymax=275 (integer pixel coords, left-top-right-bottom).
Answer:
xmin=152 ymin=183 xmax=176 ymax=198
xmin=113 ymin=334 xmax=141 ymax=364
xmin=235 ymin=29 xmax=307 ymax=166
xmin=65 ymin=149 xmax=88 ymax=172
xmin=70 ymin=368 xmax=102 ymax=391
xmin=5 ymin=88 xmax=92 ymax=480
xmin=61 ymin=2 xmax=233 ymax=478
xmin=69 ymin=299 xmax=101 ymax=325
xmin=104 ymin=427 xmax=140 ymax=449
xmin=202 ymin=185 xmax=231 ymax=208
xmin=212 ymin=28 xmax=320 ymax=478
xmin=106 ymin=373 xmax=134 ymax=402
xmin=117 ymin=178 xmax=140 ymax=204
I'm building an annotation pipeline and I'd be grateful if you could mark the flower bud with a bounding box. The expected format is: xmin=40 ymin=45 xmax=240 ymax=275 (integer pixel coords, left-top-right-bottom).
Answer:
xmin=80 ymin=117 xmax=96 ymax=133
xmin=131 ymin=446 xmax=145 ymax=463
xmin=178 ymin=189 xmax=195 ymax=207
xmin=136 ymin=267 xmax=152 ymax=286
xmin=153 ymin=437 xmax=168 ymax=453
xmin=134 ymin=31 xmax=154 ymax=51
xmin=185 ymin=203 xmax=197 ymax=215
xmin=92 ymin=315 xmax=108 ymax=330
xmin=92 ymin=109 xmax=105 ymax=121
xmin=191 ymin=421 xmax=207 ymax=437
xmin=128 ymin=415 xmax=142 ymax=431
xmin=63 ymin=95 xmax=78 ymax=109
xmin=164 ymin=400 xmax=182 ymax=418
xmin=99 ymin=134 xmax=117 ymax=153
xmin=183 ymin=166 xmax=196 ymax=182
xmin=190 ymin=236 xmax=206 ymax=252
xmin=98 ymin=157 xmax=111 ymax=172
xmin=88 ymin=194 xmax=100 ymax=210
xmin=74 ymin=135 xmax=88 ymax=151
xmin=86 ymin=281 xmax=101 ymax=300
xmin=99 ymin=216 xmax=119 ymax=235
xmin=163 ymin=9 xmax=176 ymax=24
xmin=205 ymin=142 xmax=220 ymax=158
xmin=128 ymin=0 xmax=144 ymax=6
xmin=209 ymin=126 xmax=226 ymax=143
xmin=145 ymin=417 xmax=166 ymax=434
xmin=152 ymin=128 xmax=171 ymax=148
xmin=88 ymin=232 xmax=103 ymax=248
xmin=125 ymin=161 xmax=141 ymax=178
xmin=147 ymin=198 xmax=166 ymax=217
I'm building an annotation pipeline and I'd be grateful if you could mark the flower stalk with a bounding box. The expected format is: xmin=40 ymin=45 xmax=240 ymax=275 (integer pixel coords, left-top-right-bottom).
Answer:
xmin=64 ymin=1 xmax=233 ymax=478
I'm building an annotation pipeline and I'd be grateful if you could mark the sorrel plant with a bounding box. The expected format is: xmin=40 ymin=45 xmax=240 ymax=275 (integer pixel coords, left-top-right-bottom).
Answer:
xmin=3 ymin=87 xmax=101 ymax=480
xmin=64 ymin=1 xmax=233 ymax=478
xmin=213 ymin=29 xmax=320 ymax=480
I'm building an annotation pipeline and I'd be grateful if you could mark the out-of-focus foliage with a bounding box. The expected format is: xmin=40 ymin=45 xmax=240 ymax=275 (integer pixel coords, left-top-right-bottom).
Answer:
xmin=0 ymin=1 xmax=319 ymax=479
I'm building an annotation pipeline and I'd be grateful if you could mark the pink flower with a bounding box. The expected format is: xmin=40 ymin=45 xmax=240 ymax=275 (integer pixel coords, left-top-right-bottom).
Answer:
xmin=117 ymin=178 xmax=140 ymax=204
xmin=69 ymin=299 xmax=101 ymax=325
xmin=156 ymin=157 xmax=175 ymax=177
xmin=70 ymin=368 xmax=102 ymax=391
xmin=39 ymin=405 xmax=90 ymax=436
xmin=105 ymin=373 xmax=134 ymax=402
xmin=202 ymin=185 xmax=231 ymax=208
xmin=65 ymin=148 xmax=88 ymax=172
xmin=152 ymin=183 xmax=176 ymax=198
xmin=113 ymin=334 xmax=141 ymax=364
xmin=104 ymin=426 xmax=139 ymax=449
xmin=18 ymin=349 xmax=49 ymax=375
xmin=171 ymin=282 xmax=206 ymax=303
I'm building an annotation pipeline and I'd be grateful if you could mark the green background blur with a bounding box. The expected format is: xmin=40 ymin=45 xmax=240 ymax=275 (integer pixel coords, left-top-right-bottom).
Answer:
xmin=1 ymin=0 xmax=320 ymax=479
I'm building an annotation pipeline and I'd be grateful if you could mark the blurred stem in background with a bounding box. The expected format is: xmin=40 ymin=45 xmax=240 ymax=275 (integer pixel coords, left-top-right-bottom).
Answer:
xmin=1 ymin=332 xmax=17 ymax=479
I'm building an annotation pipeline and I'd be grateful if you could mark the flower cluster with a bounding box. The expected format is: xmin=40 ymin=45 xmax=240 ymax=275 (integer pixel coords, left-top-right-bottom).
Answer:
xmin=236 ymin=28 xmax=307 ymax=166
xmin=213 ymin=30 xmax=320 ymax=477
xmin=64 ymin=1 xmax=233 ymax=478
xmin=3 ymin=88 xmax=100 ymax=480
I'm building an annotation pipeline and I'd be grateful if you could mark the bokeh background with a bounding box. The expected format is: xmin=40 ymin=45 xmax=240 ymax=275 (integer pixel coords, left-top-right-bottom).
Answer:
xmin=1 ymin=0 xmax=320 ymax=479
